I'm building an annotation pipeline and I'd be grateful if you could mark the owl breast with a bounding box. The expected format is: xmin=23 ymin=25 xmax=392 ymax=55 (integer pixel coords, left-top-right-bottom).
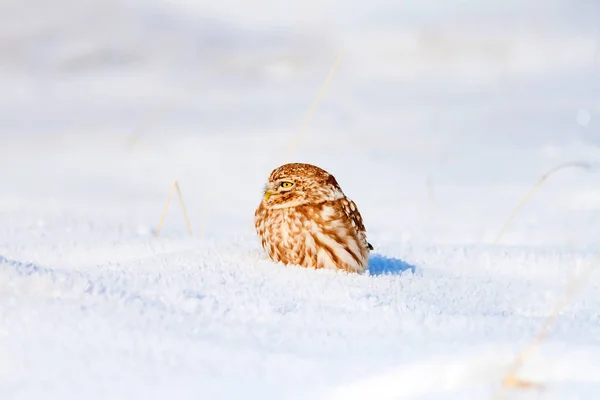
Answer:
xmin=254 ymin=199 xmax=370 ymax=273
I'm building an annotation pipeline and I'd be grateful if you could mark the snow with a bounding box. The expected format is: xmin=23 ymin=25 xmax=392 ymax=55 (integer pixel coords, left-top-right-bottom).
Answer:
xmin=1 ymin=0 xmax=600 ymax=399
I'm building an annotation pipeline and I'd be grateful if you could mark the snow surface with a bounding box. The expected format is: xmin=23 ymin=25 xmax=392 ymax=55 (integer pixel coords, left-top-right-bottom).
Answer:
xmin=1 ymin=0 xmax=600 ymax=399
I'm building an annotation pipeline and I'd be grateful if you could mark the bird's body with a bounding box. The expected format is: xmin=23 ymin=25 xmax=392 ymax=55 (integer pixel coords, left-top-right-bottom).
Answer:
xmin=254 ymin=163 xmax=372 ymax=273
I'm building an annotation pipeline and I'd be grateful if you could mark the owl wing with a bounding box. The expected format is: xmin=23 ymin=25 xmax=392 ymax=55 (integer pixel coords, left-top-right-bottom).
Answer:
xmin=339 ymin=197 xmax=373 ymax=251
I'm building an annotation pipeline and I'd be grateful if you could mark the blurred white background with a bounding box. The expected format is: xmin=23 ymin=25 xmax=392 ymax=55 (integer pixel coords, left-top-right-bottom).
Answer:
xmin=2 ymin=0 xmax=598 ymax=138
xmin=0 ymin=0 xmax=599 ymax=244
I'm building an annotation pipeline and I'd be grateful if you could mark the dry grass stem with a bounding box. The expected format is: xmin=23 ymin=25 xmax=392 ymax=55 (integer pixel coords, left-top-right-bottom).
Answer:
xmin=284 ymin=53 xmax=343 ymax=162
xmin=502 ymin=375 xmax=541 ymax=390
xmin=493 ymin=255 xmax=599 ymax=400
xmin=127 ymin=91 xmax=187 ymax=151
xmin=492 ymin=160 xmax=598 ymax=398
xmin=494 ymin=162 xmax=592 ymax=244
xmin=175 ymin=180 xmax=194 ymax=236
xmin=155 ymin=180 xmax=193 ymax=237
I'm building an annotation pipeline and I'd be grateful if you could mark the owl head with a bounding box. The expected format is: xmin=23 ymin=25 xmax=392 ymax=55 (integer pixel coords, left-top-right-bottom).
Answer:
xmin=261 ymin=163 xmax=345 ymax=209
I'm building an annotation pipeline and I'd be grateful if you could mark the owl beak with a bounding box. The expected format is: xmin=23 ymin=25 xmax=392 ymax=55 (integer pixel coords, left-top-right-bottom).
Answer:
xmin=263 ymin=184 xmax=276 ymax=201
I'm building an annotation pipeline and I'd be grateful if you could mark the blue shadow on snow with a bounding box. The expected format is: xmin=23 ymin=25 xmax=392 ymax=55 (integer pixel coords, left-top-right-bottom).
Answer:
xmin=367 ymin=254 xmax=416 ymax=276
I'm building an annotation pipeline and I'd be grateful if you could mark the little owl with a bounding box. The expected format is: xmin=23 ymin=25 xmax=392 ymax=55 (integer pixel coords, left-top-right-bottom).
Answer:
xmin=254 ymin=163 xmax=373 ymax=273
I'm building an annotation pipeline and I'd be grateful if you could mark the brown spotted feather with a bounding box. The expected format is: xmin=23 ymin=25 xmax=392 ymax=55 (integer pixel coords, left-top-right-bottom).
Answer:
xmin=254 ymin=163 xmax=372 ymax=273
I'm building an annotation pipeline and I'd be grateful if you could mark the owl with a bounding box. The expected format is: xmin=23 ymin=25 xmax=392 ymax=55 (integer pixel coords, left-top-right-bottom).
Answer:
xmin=254 ymin=163 xmax=373 ymax=273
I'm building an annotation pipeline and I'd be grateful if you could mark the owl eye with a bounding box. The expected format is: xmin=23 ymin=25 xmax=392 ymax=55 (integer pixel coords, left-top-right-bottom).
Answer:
xmin=280 ymin=181 xmax=294 ymax=189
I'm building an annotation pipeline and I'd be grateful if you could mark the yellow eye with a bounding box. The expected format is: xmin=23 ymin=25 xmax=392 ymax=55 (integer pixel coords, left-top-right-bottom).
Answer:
xmin=280 ymin=182 xmax=294 ymax=189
